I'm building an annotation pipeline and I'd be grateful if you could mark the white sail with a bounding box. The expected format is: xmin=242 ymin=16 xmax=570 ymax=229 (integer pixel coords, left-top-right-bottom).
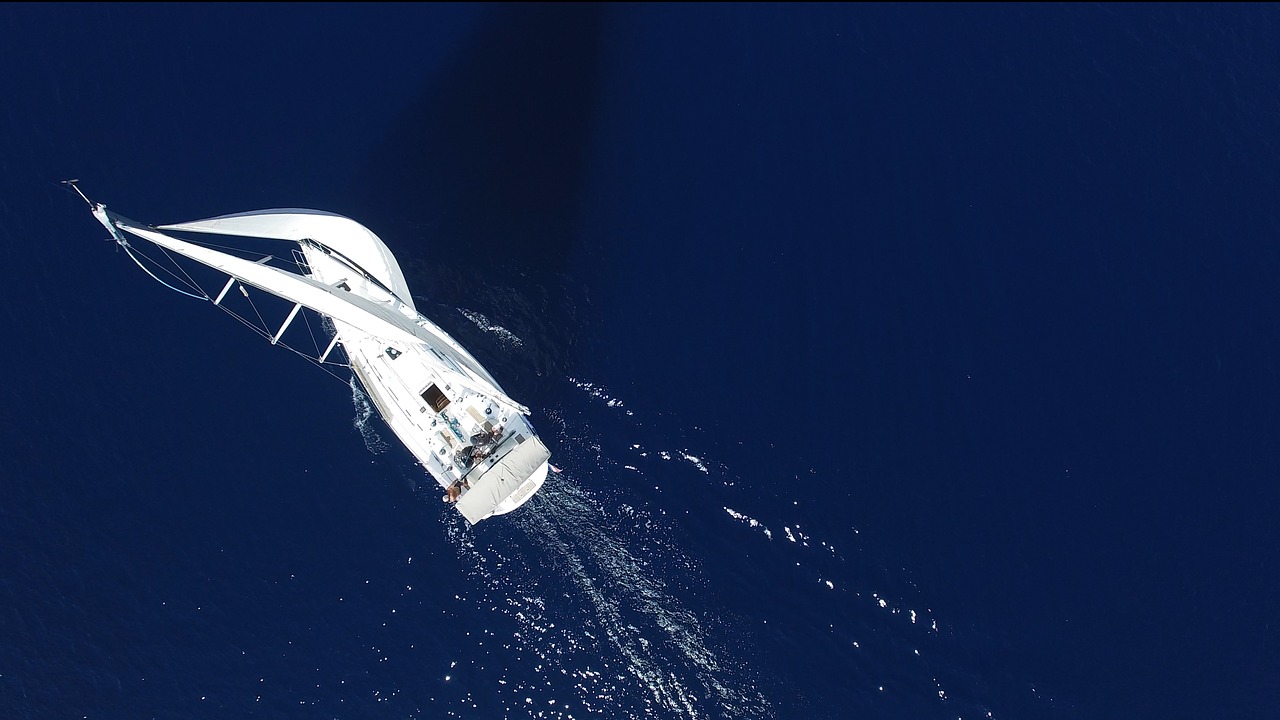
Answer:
xmin=159 ymin=209 xmax=416 ymax=309
xmin=113 ymin=217 xmax=526 ymax=414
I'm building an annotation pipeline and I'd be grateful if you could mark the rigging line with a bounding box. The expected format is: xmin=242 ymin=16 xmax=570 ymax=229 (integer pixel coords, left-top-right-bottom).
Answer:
xmin=220 ymin=302 xmax=352 ymax=370
xmin=214 ymin=298 xmax=351 ymax=371
xmin=125 ymin=242 xmax=208 ymax=297
xmin=300 ymin=304 xmax=322 ymax=356
xmin=156 ymin=244 xmax=206 ymax=302
xmin=218 ymin=305 xmax=275 ymax=343
xmin=240 ymin=285 xmax=271 ymax=335
xmin=283 ymin=345 xmax=350 ymax=384
xmin=218 ymin=306 xmax=351 ymax=384
xmin=120 ymin=243 xmax=208 ymax=301
xmin=226 ymin=318 xmax=350 ymax=385
xmin=292 ymin=243 xmax=322 ymax=355
xmin=212 ymin=304 xmax=350 ymax=384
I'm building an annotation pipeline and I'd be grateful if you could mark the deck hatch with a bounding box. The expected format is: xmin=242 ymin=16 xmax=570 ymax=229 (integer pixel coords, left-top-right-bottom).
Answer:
xmin=421 ymin=383 xmax=450 ymax=412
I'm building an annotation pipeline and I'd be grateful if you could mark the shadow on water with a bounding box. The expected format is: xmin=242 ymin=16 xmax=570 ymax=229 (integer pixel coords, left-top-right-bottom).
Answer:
xmin=355 ymin=3 xmax=608 ymax=382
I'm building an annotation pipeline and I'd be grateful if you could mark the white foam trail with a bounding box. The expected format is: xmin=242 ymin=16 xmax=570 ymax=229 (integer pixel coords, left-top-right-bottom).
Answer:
xmin=441 ymin=385 xmax=771 ymax=719
xmin=724 ymin=507 xmax=774 ymax=541
xmin=349 ymin=376 xmax=388 ymax=455
xmin=679 ymin=452 xmax=709 ymax=474
xmin=457 ymin=307 xmax=525 ymax=348
xmin=523 ymin=484 xmax=716 ymax=716
xmin=568 ymin=377 xmax=628 ymax=411
xmin=451 ymin=474 xmax=769 ymax=719
xmin=523 ymin=374 xmax=990 ymax=715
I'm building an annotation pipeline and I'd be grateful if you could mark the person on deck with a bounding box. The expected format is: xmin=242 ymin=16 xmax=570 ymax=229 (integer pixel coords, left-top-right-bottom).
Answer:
xmin=443 ymin=482 xmax=462 ymax=503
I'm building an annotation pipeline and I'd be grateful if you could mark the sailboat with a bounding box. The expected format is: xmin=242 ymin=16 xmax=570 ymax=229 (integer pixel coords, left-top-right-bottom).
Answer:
xmin=68 ymin=182 xmax=550 ymax=524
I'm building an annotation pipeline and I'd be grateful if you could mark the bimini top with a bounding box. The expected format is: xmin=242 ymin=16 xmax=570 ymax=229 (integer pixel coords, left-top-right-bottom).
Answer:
xmin=160 ymin=209 xmax=416 ymax=310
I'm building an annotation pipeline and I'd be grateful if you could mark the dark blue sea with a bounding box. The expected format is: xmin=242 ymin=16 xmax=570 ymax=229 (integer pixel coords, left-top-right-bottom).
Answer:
xmin=3 ymin=4 xmax=1278 ymax=719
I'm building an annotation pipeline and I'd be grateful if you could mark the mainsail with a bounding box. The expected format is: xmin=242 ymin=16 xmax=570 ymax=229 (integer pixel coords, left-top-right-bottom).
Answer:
xmin=159 ymin=209 xmax=416 ymax=309
xmin=97 ymin=205 xmax=527 ymax=414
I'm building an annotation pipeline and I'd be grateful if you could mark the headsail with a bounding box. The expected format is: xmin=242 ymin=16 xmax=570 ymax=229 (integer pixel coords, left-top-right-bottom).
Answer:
xmin=160 ymin=209 xmax=416 ymax=310
xmin=99 ymin=207 xmax=529 ymax=415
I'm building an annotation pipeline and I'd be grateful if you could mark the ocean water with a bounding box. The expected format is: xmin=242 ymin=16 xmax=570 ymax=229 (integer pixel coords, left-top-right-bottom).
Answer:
xmin=3 ymin=4 xmax=1279 ymax=719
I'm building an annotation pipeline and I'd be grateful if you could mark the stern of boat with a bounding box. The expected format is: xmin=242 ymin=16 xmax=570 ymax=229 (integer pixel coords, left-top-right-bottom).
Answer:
xmin=489 ymin=460 xmax=550 ymax=517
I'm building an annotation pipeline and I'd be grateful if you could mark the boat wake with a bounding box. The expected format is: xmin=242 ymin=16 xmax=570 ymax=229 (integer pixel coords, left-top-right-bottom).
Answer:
xmin=441 ymin=406 xmax=771 ymax=720
xmin=331 ymin=306 xmax=762 ymax=718
xmin=457 ymin=307 xmax=525 ymax=349
xmin=349 ymin=376 xmax=390 ymax=456
xmin=351 ymin=304 xmax=1013 ymax=718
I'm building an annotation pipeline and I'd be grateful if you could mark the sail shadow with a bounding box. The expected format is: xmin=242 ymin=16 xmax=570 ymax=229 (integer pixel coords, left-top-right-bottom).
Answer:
xmin=351 ymin=4 xmax=608 ymax=380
